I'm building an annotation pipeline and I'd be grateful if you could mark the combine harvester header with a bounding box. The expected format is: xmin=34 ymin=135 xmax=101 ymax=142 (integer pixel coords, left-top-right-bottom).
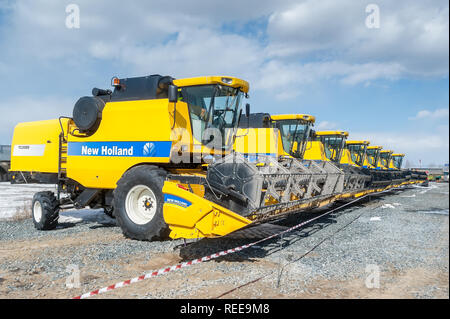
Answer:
xmin=9 ymin=74 xmax=428 ymax=241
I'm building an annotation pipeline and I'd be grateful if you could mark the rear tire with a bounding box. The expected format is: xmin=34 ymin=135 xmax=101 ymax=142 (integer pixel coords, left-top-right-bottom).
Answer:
xmin=32 ymin=191 xmax=59 ymax=230
xmin=114 ymin=166 xmax=169 ymax=241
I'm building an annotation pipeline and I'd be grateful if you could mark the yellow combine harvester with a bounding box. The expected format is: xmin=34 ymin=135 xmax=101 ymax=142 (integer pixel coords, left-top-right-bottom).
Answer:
xmin=10 ymin=74 xmax=427 ymax=241
xmin=12 ymin=75 xmax=254 ymax=240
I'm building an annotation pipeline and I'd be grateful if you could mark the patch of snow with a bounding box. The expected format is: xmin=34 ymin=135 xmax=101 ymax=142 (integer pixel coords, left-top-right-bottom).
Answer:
xmin=417 ymin=209 xmax=449 ymax=216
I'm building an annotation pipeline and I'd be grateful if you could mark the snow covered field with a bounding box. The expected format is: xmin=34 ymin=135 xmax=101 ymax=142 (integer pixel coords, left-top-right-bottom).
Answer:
xmin=0 ymin=182 xmax=115 ymax=224
xmin=0 ymin=183 xmax=56 ymax=220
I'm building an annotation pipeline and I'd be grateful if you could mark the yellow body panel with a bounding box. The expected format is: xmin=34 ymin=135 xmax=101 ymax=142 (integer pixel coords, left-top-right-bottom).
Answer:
xmin=11 ymin=119 xmax=69 ymax=173
xmin=303 ymin=141 xmax=330 ymax=161
xmin=66 ymin=99 xmax=173 ymax=188
xmin=340 ymin=149 xmax=359 ymax=166
xmin=233 ymin=127 xmax=279 ymax=158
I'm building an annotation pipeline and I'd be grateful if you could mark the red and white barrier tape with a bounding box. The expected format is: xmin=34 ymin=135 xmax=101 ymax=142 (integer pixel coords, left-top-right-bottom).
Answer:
xmin=73 ymin=187 xmax=402 ymax=299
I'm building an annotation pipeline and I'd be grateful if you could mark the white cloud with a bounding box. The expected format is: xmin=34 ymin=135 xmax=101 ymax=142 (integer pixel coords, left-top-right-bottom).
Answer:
xmin=0 ymin=96 xmax=74 ymax=144
xmin=266 ymin=0 xmax=449 ymax=78
xmin=1 ymin=0 xmax=448 ymax=97
xmin=350 ymin=129 xmax=449 ymax=166
xmin=409 ymin=108 xmax=449 ymax=120
xmin=316 ymin=121 xmax=338 ymax=130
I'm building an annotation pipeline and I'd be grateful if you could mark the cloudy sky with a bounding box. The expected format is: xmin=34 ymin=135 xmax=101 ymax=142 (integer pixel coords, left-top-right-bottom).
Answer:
xmin=0 ymin=0 xmax=448 ymax=166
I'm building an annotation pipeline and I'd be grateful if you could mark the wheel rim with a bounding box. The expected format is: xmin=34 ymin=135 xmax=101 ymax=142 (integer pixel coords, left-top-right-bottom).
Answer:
xmin=125 ymin=185 xmax=158 ymax=225
xmin=33 ymin=201 xmax=42 ymax=223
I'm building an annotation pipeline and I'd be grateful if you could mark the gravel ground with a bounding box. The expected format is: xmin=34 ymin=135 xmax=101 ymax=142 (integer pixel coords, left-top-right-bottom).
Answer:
xmin=0 ymin=182 xmax=448 ymax=299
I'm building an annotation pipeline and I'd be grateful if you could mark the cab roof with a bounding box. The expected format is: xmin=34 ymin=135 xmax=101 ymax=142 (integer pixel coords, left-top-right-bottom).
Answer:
xmin=173 ymin=76 xmax=249 ymax=93
xmin=392 ymin=153 xmax=405 ymax=157
xmin=380 ymin=150 xmax=393 ymax=154
xmin=316 ymin=130 xmax=349 ymax=137
xmin=346 ymin=140 xmax=370 ymax=145
xmin=270 ymin=114 xmax=316 ymax=123
xmin=367 ymin=145 xmax=382 ymax=150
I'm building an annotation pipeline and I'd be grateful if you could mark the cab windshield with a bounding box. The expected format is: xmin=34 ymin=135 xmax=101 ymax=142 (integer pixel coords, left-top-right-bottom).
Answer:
xmin=366 ymin=148 xmax=380 ymax=166
xmin=392 ymin=156 xmax=403 ymax=169
xmin=347 ymin=144 xmax=367 ymax=166
xmin=319 ymin=136 xmax=345 ymax=162
xmin=380 ymin=152 xmax=391 ymax=167
xmin=181 ymin=84 xmax=243 ymax=150
xmin=278 ymin=120 xmax=311 ymax=158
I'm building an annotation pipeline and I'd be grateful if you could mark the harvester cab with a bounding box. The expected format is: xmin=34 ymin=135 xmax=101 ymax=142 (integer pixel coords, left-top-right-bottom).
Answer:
xmin=366 ymin=146 xmax=382 ymax=169
xmin=379 ymin=150 xmax=394 ymax=170
xmin=270 ymin=114 xmax=315 ymax=159
xmin=391 ymin=153 xmax=405 ymax=170
xmin=360 ymin=141 xmax=374 ymax=169
xmin=342 ymin=140 xmax=369 ymax=167
xmin=389 ymin=153 xmax=412 ymax=184
xmin=313 ymin=131 xmax=349 ymax=163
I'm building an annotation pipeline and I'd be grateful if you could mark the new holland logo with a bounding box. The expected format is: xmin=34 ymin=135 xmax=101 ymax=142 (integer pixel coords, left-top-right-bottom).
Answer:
xmin=67 ymin=141 xmax=172 ymax=157
xmin=164 ymin=194 xmax=192 ymax=208
xmin=143 ymin=142 xmax=156 ymax=156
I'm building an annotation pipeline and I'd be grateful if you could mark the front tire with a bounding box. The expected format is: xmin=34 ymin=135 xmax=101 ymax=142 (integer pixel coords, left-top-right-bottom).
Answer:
xmin=32 ymin=191 xmax=59 ymax=230
xmin=114 ymin=166 xmax=169 ymax=241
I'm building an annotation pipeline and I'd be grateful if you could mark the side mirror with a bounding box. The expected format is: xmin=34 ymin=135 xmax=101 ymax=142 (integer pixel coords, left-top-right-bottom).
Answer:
xmin=168 ymin=85 xmax=178 ymax=103
xmin=245 ymin=103 xmax=250 ymax=118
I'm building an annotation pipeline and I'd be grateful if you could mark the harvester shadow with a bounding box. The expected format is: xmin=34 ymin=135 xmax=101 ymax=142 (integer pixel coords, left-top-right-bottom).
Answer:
xmin=55 ymin=222 xmax=77 ymax=230
xmin=56 ymin=210 xmax=117 ymax=230
xmin=89 ymin=223 xmax=117 ymax=229
xmin=178 ymin=195 xmax=388 ymax=263
xmin=178 ymin=216 xmax=336 ymax=263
